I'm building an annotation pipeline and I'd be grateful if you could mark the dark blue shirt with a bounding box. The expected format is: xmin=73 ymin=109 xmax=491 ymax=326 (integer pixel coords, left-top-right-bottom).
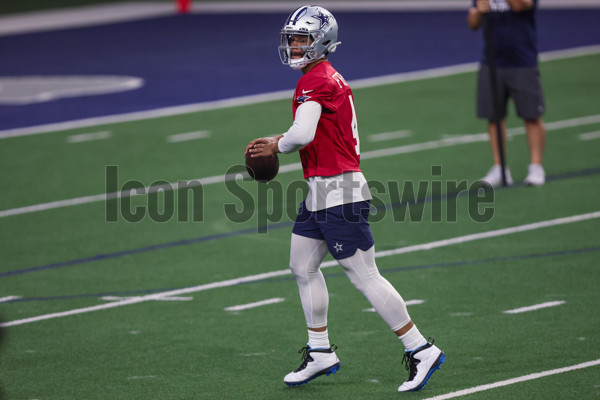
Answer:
xmin=475 ymin=0 xmax=539 ymax=67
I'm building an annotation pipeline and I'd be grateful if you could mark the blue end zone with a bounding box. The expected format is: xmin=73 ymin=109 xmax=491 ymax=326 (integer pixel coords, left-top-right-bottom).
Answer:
xmin=1 ymin=10 xmax=599 ymax=130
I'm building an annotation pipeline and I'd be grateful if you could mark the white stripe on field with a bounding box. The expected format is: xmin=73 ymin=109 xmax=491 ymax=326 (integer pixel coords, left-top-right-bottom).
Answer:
xmin=422 ymin=358 xmax=600 ymax=400
xmin=364 ymin=299 xmax=424 ymax=311
xmin=67 ymin=131 xmax=111 ymax=143
xmin=2 ymin=112 xmax=600 ymax=219
xmin=167 ymin=130 xmax=210 ymax=143
xmin=101 ymin=295 xmax=193 ymax=302
xmin=224 ymin=297 xmax=285 ymax=311
xmin=1 ymin=211 xmax=598 ymax=328
xmin=2 ymin=45 xmax=599 ymax=140
xmin=579 ymin=131 xmax=600 ymax=141
xmin=368 ymin=130 xmax=412 ymax=142
xmin=0 ymin=296 xmax=21 ymax=303
xmin=344 ymin=211 xmax=600 ymax=265
xmin=503 ymin=301 xmax=565 ymax=314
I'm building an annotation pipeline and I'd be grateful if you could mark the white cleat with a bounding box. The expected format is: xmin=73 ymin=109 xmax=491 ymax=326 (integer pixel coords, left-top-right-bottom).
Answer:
xmin=479 ymin=165 xmax=513 ymax=187
xmin=398 ymin=340 xmax=445 ymax=392
xmin=524 ymin=163 xmax=545 ymax=186
xmin=284 ymin=345 xmax=340 ymax=387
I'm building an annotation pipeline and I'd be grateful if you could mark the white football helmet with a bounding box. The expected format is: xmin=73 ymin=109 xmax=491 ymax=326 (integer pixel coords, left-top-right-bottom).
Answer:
xmin=278 ymin=5 xmax=341 ymax=70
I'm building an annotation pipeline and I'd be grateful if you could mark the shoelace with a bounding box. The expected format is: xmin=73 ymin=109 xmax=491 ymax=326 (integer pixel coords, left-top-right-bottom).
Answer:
xmin=294 ymin=344 xmax=338 ymax=372
xmin=295 ymin=346 xmax=312 ymax=372
xmin=401 ymin=352 xmax=418 ymax=380
xmin=401 ymin=338 xmax=434 ymax=380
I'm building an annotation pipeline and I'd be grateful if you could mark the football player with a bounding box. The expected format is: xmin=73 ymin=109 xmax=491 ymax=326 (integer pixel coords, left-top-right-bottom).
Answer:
xmin=245 ymin=5 xmax=445 ymax=392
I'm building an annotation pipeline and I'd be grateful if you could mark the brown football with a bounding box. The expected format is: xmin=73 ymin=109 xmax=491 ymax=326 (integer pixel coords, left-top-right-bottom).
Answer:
xmin=245 ymin=153 xmax=279 ymax=182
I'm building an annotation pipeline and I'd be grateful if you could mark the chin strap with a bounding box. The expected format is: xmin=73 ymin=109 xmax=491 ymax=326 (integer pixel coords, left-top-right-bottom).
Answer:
xmin=327 ymin=41 xmax=341 ymax=53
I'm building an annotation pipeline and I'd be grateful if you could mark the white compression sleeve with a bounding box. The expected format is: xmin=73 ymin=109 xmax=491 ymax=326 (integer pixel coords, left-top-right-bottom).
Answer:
xmin=337 ymin=246 xmax=412 ymax=332
xmin=289 ymin=233 xmax=330 ymax=329
xmin=277 ymin=101 xmax=322 ymax=154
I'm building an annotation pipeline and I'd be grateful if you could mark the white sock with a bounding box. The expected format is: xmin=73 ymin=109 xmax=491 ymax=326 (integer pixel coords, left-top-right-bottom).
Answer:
xmin=398 ymin=325 xmax=427 ymax=352
xmin=308 ymin=329 xmax=330 ymax=349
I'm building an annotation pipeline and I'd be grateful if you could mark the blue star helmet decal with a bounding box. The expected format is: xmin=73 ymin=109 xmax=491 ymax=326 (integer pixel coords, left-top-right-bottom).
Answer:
xmin=311 ymin=10 xmax=330 ymax=28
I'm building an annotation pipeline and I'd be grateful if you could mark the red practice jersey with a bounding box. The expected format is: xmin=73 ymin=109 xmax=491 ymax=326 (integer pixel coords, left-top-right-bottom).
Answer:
xmin=292 ymin=61 xmax=361 ymax=179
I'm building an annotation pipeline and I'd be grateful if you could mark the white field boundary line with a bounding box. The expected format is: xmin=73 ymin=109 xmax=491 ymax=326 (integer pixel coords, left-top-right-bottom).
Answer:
xmin=2 ymin=44 xmax=599 ymax=140
xmin=2 ymin=112 xmax=600 ymax=220
xmin=224 ymin=297 xmax=285 ymax=311
xmin=503 ymin=301 xmax=565 ymax=314
xmin=423 ymin=358 xmax=600 ymax=400
xmin=1 ymin=211 xmax=598 ymax=328
xmin=2 ymin=0 xmax=598 ymax=37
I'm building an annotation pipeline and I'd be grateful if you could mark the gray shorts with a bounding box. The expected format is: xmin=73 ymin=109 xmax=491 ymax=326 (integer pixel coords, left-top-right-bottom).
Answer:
xmin=477 ymin=65 xmax=545 ymax=120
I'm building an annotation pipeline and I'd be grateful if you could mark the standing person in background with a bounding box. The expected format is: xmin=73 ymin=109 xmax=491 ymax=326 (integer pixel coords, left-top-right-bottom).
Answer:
xmin=245 ymin=5 xmax=445 ymax=393
xmin=468 ymin=0 xmax=547 ymax=187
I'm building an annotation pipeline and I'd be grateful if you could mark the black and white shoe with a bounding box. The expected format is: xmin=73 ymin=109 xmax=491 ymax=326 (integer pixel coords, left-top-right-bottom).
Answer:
xmin=284 ymin=345 xmax=340 ymax=386
xmin=398 ymin=339 xmax=445 ymax=392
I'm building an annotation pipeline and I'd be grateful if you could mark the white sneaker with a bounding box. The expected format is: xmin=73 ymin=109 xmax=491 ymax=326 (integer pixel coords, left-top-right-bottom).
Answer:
xmin=524 ymin=163 xmax=545 ymax=186
xmin=479 ymin=165 xmax=513 ymax=187
xmin=398 ymin=340 xmax=445 ymax=392
xmin=284 ymin=345 xmax=340 ymax=386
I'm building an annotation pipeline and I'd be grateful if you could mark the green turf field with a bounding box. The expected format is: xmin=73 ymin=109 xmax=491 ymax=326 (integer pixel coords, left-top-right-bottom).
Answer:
xmin=1 ymin=53 xmax=599 ymax=399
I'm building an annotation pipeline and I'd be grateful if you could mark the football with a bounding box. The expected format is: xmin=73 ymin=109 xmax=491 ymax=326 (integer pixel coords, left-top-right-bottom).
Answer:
xmin=245 ymin=153 xmax=279 ymax=182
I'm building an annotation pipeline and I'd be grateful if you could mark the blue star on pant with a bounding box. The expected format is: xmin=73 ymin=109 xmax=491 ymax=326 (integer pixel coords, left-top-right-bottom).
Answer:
xmin=334 ymin=242 xmax=343 ymax=252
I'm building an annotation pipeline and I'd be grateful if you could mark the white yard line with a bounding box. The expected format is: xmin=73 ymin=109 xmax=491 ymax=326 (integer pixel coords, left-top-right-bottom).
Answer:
xmin=100 ymin=295 xmax=193 ymax=302
xmin=1 ymin=211 xmax=598 ymax=328
xmin=2 ymin=112 xmax=600 ymax=219
xmin=167 ymin=130 xmax=210 ymax=143
xmin=368 ymin=130 xmax=412 ymax=142
xmin=67 ymin=131 xmax=111 ymax=143
xmin=224 ymin=297 xmax=285 ymax=311
xmin=364 ymin=299 xmax=424 ymax=311
xmin=2 ymin=45 xmax=599 ymax=140
xmin=503 ymin=301 xmax=565 ymax=314
xmin=423 ymin=358 xmax=600 ymax=400
xmin=0 ymin=296 xmax=21 ymax=303
xmin=579 ymin=131 xmax=600 ymax=141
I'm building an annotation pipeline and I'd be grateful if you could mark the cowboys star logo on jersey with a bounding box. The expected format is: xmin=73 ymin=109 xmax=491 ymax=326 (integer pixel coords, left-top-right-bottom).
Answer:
xmin=296 ymin=89 xmax=313 ymax=103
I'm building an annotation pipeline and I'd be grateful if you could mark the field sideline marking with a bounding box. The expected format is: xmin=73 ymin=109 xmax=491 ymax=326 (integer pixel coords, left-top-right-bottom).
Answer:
xmin=422 ymin=358 xmax=600 ymax=400
xmin=2 ymin=112 xmax=600 ymax=219
xmin=1 ymin=45 xmax=599 ymax=140
xmin=503 ymin=301 xmax=565 ymax=314
xmin=1 ymin=210 xmax=598 ymax=328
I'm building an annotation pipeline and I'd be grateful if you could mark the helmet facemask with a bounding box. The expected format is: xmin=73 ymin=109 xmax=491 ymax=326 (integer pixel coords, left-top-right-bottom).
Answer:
xmin=279 ymin=30 xmax=319 ymax=70
xmin=278 ymin=6 xmax=340 ymax=70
